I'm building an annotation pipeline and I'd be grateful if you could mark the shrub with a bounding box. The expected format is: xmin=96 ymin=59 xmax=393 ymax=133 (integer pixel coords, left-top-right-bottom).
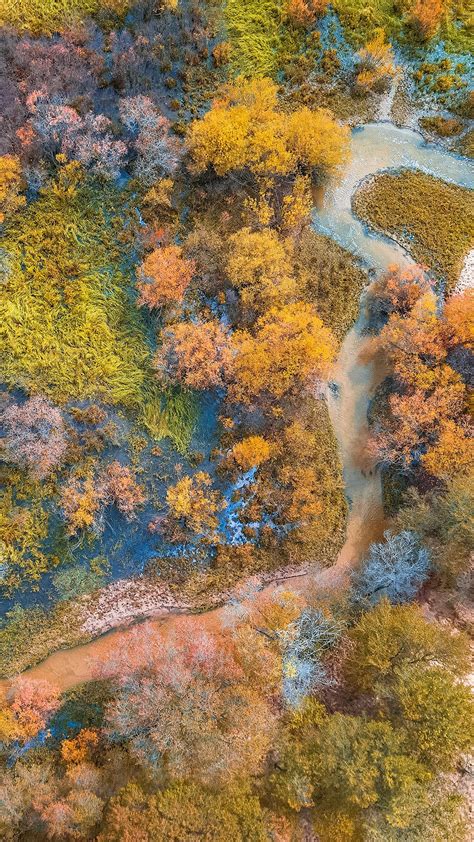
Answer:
xmin=352 ymin=530 xmax=431 ymax=605
xmin=0 ymin=396 xmax=68 ymax=479
xmin=99 ymin=461 xmax=145 ymax=519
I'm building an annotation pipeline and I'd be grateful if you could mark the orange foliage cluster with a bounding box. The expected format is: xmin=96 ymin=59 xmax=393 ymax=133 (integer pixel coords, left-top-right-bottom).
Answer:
xmin=154 ymin=319 xmax=234 ymax=390
xmin=6 ymin=677 xmax=60 ymax=741
xmin=371 ymin=268 xmax=473 ymax=479
xmin=61 ymin=729 xmax=100 ymax=766
xmin=136 ymin=245 xmax=195 ymax=310
xmin=99 ymin=461 xmax=145 ymax=519
xmin=286 ymin=0 xmax=328 ymax=26
xmin=410 ymin=0 xmax=447 ymax=39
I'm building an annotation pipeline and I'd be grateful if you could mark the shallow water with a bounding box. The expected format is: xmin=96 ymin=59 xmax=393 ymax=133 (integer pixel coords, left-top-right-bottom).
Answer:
xmin=322 ymin=122 xmax=474 ymax=567
xmin=313 ymin=122 xmax=474 ymax=271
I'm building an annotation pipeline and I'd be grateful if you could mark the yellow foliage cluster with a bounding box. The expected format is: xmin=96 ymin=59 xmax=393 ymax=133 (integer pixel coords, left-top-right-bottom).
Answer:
xmin=227 ymin=227 xmax=296 ymax=312
xmin=0 ymin=168 xmax=149 ymax=406
xmin=166 ymin=471 xmax=224 ymax=535
xmin=60 ymin=474 xmax=100 ymax=536
xmin=231 ymin=436 xmax=274 ymax=470
xmin=355 ymin=32 xmax=398 ymax=93
xmin=0 ymin=155 xmax=26 ymax=225
xmin=187 ymin=78 xmax=349 ymax=180
xmin=231 ymin=303 xmax=337 ymax=404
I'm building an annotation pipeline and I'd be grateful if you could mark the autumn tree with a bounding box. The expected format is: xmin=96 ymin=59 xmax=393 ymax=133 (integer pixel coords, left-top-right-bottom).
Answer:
xmin=344 ymin=598 xmax=470 ymax=694
xmin=7 ymin=678 xmax=60 ymax=741
xmin=227 ymin=227 xmax=296 ymax=314
xmin=187 ymin=77 xmax=349 ymax=181
xmin=61 ymin=729 xmax=100 ymax=767
xmin=231 ymin=303 xmax=336 ymax=405
xmin=231 ymin=436 xmax=274 ymax=470
xmin=154 ymin=319 xmax=233 ymax=390
xmin=443 ymin=287 xmax=474 ymax=348
xmin=392 ymin=665 xmax=474 ymax=771
xmin=370 ymin=270 xmax=472 ymax=475
xmin=98 ymin=780 xmax=267 ymax=842
xmin=0 ymin=396 xmax=68 ymax=479
xmin=136 ymin=245 xmax=195 ymax=310
xmin=395 ymin=475 xmax=474 ymax=582
xmin=103 ymin=624 xmax=275 ymax=786
xmin=166 ymin=471 xmax=224 ymax=536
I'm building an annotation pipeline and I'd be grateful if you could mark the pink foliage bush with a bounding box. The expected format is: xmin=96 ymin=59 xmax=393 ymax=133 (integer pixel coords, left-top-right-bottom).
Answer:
xmin=26 ymin=92 xmax=127 ymax=179
xmin=1 ymin=395 xmax=68 ymax=479
xmin=8 ymin=677 xmax=61 ymax=739
xmin=119 ymin=95 xmax=181 ymax=183
xmin=99 ymin=461 xmax=146 ymax=519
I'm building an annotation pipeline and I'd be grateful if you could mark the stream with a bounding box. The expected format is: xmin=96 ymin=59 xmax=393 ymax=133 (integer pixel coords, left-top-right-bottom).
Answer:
xmin=1 ymin=122 xmax=472 ymax=695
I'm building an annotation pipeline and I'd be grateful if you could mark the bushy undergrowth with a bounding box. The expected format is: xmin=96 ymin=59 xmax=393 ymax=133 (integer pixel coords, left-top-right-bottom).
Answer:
xmin=225 ymin=0 xmax=285 ymax=78
xmin=140 ymin=386 xmax=199 ymax=454
xmin=0 ymin=0 xmax=130 ymax=35
xmin=295 ymin=229 xmax=367 ymax=339
xmin=352 ymin=169 xmax=474 ymax=291
xmin=1 ymin=172 xmax=150 ymax=407
xmin=0 ymin=603 xmax=87 ymax=677
xmin=334 ymin=0 xmax=472 ymax=52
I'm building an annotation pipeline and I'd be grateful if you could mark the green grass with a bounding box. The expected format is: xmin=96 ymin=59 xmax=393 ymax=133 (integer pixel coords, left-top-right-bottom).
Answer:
xmin=352 ymin=169 xmax=474 ymax=292
xmin=1 ymin=174 xmax=150 ymax=408
xmin=225 ymin=0 xmax=285 ymax=78
xmin=0 ymin=0 xmax=130 ymax=35
xmin=141 ymin=386 xmax=199 ymax=454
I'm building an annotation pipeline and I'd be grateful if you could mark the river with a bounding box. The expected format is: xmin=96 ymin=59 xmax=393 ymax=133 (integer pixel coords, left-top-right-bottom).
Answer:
xmin=1 ymin=122 xmax=472 ymax=696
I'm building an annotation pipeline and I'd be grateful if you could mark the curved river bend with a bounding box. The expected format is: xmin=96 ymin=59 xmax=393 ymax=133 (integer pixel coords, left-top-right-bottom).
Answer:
xmin=1 ymin=123 xmax=473 ymax=694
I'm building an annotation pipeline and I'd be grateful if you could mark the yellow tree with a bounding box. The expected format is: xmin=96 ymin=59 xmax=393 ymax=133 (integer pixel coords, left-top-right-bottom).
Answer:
xmin=231 ymin=303 xmax=336 ymax=404
xmin=187 ymin=77 xmax=349 ymax=181
xmin=227 ymin=227 xmax=296 ymax=312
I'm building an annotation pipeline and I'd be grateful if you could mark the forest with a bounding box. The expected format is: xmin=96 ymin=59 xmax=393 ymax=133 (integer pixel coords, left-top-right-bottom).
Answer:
xmin=0 ymin=0 xmax=473 ymax=839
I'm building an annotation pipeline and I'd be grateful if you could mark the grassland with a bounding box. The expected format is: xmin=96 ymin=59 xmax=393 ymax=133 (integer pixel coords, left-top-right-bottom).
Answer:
xmin=352 ymin=169 xmax=474 ymax=292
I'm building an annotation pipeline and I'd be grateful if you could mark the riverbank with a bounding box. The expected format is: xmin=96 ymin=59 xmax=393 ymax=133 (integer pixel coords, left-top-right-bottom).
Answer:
xmin=2 ymin=119 xmax=472 ymax=696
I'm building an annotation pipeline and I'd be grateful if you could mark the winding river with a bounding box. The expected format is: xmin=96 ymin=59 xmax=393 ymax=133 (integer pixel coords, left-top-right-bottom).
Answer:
xmin=1 ymin=123 xmax=473 ymax=696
